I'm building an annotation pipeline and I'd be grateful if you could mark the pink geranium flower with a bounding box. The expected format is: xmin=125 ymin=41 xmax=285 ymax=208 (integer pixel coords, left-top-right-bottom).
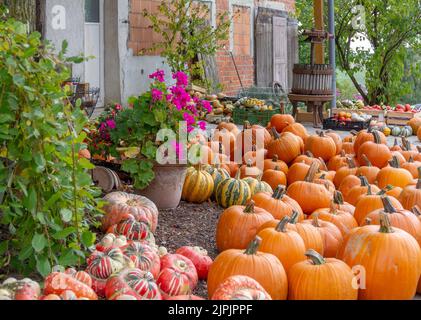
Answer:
xmin=173 ymin=71 xmax=189 ymax=87
xmin=151 ymin=88 xmax=163 ymax=102
xmin=149 ymin=70 xmax=165 ymax=83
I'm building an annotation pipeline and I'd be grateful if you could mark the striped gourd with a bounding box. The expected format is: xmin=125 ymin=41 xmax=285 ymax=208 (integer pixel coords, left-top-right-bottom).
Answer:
xmin=182 ymin=165 xmax=214 ymax=204
xmin=211 ymin=164 xmax=231 ymax=198
xmin=216 ymin=170 xmax=252 ymax=208
xmin=243 ymin=175 xmax=273 ymax=196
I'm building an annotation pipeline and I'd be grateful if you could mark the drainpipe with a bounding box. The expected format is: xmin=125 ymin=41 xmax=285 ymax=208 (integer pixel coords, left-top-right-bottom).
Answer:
xmin=328 ymin=0 xmax=337 ymax=110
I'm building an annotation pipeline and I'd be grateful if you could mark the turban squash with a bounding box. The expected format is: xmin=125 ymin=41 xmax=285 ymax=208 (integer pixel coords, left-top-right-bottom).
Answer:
xmin=215 ymin=171 xmax=251 ymax=208
xmin=211 ymin=275 xmax=272 ymax=300
xmin=182 ymin=165 xmax=214 ymax=203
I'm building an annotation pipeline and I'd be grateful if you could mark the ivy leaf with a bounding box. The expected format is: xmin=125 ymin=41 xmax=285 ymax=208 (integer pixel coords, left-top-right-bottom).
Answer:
xmin=81 ymin=231 xmax=96 ymax=248
xmin=36 ymin=255 xmax=51 ymax=277
xmin=23 ymin=187 xmax=37 ymax=214
xmin=32 ymin=233 xmax=47 ymax=253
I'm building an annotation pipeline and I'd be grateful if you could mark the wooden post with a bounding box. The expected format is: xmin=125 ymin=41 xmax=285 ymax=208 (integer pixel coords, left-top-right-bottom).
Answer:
xmin=0 ymin=0 xmax=41 ymax=33
xmin=313 ymin=0 xmax=324 ymax=64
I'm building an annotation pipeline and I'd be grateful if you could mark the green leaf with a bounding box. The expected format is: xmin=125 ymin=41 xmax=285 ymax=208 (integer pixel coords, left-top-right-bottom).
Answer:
xmin=36 ymin=255 xmax=52 ymax=277
xmin=78 ymin=157 xmax=95 ymax=170
xmin=18 ymin=246 xmax=33 ymax=261
xmin=0 ymin=241 xmax=9 ymax=255
xmin=32 ymin=233 xmax=47 ymax=253
xmin=23 ymin=187 xmax=37 ymax=214
xmin=58 ymin=249 xmax=80 ymax=267
xmin=81 ymin=231 xmax=96 ymax=248
xmin=60 ymin=208 xmax=73 ymax=223
xmin=52 ymin=227 xmax=77 ymax=240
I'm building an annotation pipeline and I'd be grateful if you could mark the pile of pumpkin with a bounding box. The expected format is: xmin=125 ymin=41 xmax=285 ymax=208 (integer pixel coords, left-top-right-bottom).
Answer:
xmin=181 ymin=114 xmax=421 ymax=300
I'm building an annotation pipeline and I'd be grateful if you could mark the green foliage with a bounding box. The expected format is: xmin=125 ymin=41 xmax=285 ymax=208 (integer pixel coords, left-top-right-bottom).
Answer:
xmin=142 ymin=0 xmax=230 ymax=90
xmin=295 ymin=0 xmax=421 ymax=105
xmin=0 ymin=10 xmax=102 ymax=276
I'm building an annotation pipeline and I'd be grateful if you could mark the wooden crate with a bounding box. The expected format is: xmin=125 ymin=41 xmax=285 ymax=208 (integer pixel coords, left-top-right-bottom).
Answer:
xmin=386 ymin=111 xmax=421 ymax=126
xmin=331 ymin=108 xmax=385 ymax=119
xmin=296 ymin=111 xmax=328 ymax=123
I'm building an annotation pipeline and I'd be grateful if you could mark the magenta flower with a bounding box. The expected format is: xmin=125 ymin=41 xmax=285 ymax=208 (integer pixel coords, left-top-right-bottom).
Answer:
xmin=198 ymin=121 xmax=207 ymax=131
xmin=201 ymin=100 xmax=213 ymax=113
xmin=151 ymin=88 xmax=163 ymax=102
xmin=149 ymin=70 xmax=165 ymax=83
xmin=170 ymin=140 xmax=185 ymax=160
xmin=115 ymin=104 xmax=122 ymax=111
xmin=106 ymin=119 xmax=116 ymax=130
xmin=173 ymin=71 xmax=189 ymax=87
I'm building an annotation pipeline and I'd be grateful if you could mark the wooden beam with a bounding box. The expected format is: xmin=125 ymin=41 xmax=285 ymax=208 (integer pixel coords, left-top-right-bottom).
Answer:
xmin=313 ymin=0 xmax=324 ymax=64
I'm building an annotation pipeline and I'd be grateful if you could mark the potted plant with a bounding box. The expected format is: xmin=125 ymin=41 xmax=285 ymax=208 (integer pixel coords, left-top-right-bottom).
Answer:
xmin=110 ymin=70 xmax=212 ymax=209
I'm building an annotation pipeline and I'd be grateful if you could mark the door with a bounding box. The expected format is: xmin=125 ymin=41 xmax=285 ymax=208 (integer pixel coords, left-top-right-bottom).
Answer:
xmin=255 ymin=10 xmax=273 ymax=87
xmin=273 ymin=16 xmax=288 ymax=92
xmin=84 ymin=0 xmax=104 ymax=106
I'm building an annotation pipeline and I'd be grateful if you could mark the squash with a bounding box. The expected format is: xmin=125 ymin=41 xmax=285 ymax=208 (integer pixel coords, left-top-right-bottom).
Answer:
xmin=325 ymin=130 xmax=343 ymax=155
xmin=327 ymin=151 xmax=348 ymax=171
xmin=267 ymin=128 xmax=302 ymax=164
xmin=383 ymin=126 xmax=391 ymax=136
xmin=408 ymin=117 xmax=421 ymax=133
xmin=258 ymin=216 xmax=307 ymax=272
xmin=44 ymin=272 xmax=98 ymax=300
xmin=338 ymin=175 xmax=361 ymax=199
xmin=0 ymin=278 xmax=41 ymax=300
xmin=211 ymin=275 xmax=272 ymax=300
xmin=304 ymin=131 xmax=337 ymax=162
xmin=376 ymin=156 xmax=414 ymax=189
xmin=338 ymin=213 xmax=421 ymax=300
xmin=357 ymin=131 xmax=392 ymax=169
xmin=216 ymin=201 xmax=273 ymax=252
xmin=209 ymin=164 xmax=230 ymax=198
xmin=243 ymin=175 xmax=273 ymax=196
xmin=182 ymin=165 xmax=214 ymax=203
xmin=344 ymin=176 xmax=380 ymax=206
xmin=270 ymin=114 xmax=295 ymax=133
xmin=356 ymin=154 xmax=380 ymax=184
xmin=399 ymin=168 xmax=421 ymax=210
xmin=122 ymin=242 xmax=161 ymax=279
xmin=400 ymin=125 xmax=413 ymax=137
xmin=207 ymin=237 xmax=288 ymax=300
xmin=240 ymin=160 xmax=262 ymax=179
xmin=261 ymin=167 xmax=287 ymax=190
xmin=288 ymin=250 xmax=358 ymax=300
xmin=176 ymin=246 xmax=213 ymax=280
xmin=333 ymin=158 xmax=358 ymax=188
xmin=391 ymin=126 xmax=402 ymax=137
xmin=107 ymin=215 xmax=155 ymax=243
xmin=354 ymin=128 xmax=386 ymax=154
xmin=216 ymin=171 xmax=252 ymax=208
xmin=102 ymin=192 xmax=159 ymax=233
xmin=401 ymin=156 xmax=421 ymax=178
xmin=239 ymin=121 xmax=272 ymax=151
xmin=287 ymin=162 xmax=310 ymax=186
xmin=263 ymin=155 xmax=288 ymax=175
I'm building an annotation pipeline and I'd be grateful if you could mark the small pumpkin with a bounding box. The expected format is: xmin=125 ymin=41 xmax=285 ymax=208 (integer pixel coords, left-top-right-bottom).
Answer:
xmin=211 ymin=275 xmax=272 ymax=300
xmin=182 ymin=165 xmax=214 ymax=203
xmin=122 ymin=242 xmax=161 ymax=279
xmin=107 ymin=215 xmax=155 ymax=243
xmin=401 ymin=156 xmax=421 ymax=178
xmin=240 ymin=160 xmax=262 ymax=179
xmin=391 ymin=126 xmax=402 ymax=137
xmin=44 ymin=272 xmax=98 ymax=300
xmin=408 ymin=117 xmax=421 ymax=133
xmin=344 ymin=176 xmax=380 ymax=206
xmin=400 ymin=137 xmax=418 ymax=161
xmin=243 ymin=175 xmax=273 ymax=196
xmin=383 ymin=126 xmax=391 ymax=136
xmin=176 ymin=246 xmax=213 ymax=280
xmin=261 ymin=166 xmax=287 ymax=190
xmin=263 ymin=154 xmax=289 ymax=175
xmin=267 ymin=128 xmax=302 ymax=164
xmin=209 ymin=163 xmax=230 ymax=198
xmin=216 ymin=201 xmax=273 ymax=252
xmin=338 ymin=213 xmax=421 ymax=300
xmin=325 ymin=130 xmax=343 ymax=155
xmin=376 ymin=156 xmax=414 ymax=189
xmin=354 ymin=128 xmax=386 ymax=154
xmin=338 ymin=175 xmax=361 ymax=199
xmin=356 ymin=154 xmax=381 ymax=184
xmin=399 ymin=168 xmax=421 ymax=210
xmin=282 ymin=122 xmax=309 ymax=142
xmin=333 ymin=158 xmax=358 ymax=188
xmin=400 ymin=126 xmax=413 ymax=137
xmin=288 ymin=250 xmax=358 ymax=300
xmin=287 ymin=161 xmax=310 ymax=186
xmin=304 ymin=131 xmax=337 ymax=162
xmin=215 ymin=170 xmax=252 ymax=208
xmin=357 ymin=130 xmax=392 ymax=169
xmin=327 ymin=151 xmax=349 ymax=171
xmin=270 ymin=114 xmax=295 ymax=133
xmin=207 ymin=237 xmax=288 ymax=300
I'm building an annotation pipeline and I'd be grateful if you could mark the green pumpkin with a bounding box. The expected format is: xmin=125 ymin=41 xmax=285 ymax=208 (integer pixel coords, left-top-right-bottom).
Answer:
xmin=391 ymin=126 xmax=402 ymax=137
xmin=211 ymin=165 xmax=230 ymax=198
xmin=400 ymin=126 xmax=413 ymax=137
xmin=243 ymin=175 xmax=273 ymax=195
xmin=215 ymin=171 xmax=251 ymax=208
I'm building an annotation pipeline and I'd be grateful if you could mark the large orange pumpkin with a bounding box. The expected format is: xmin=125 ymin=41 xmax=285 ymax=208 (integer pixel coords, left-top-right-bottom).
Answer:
xmin=287 ymin=162 xmax=310 ymax=186
xmin=282 ymin=122 xmax=309 ymax=142
xmin=376 ymin=156 xmax=414 ymax=189
xmin=258 ymin=216 xmax=307 ymax=272
xmin=356 ymin=154 xmax=380 ymax=184
xmin=333 ymin=158 xmax=358 ymax=188
xmin=354 ymin=128 xmax=386 ymax=155
xmin=287 ymin=163 xmax=332 ymax=215
xmin=357 ymin=131 xmax=391 ymax=169
xmin=401 ymin=156 xmax=421 ymax=179
xmin=267 ymin=129 xmax=302 ymax=164
xmin=304 ymin=131 xmax=337 ymax=162
xmin=288 ymin=250 xmax=358 ymax=300
xmin=408 ymin=117 xmax=421 ymax=133
xmin=361 ymin=196 xmax=421 ymax=246
xmin=270 ymin=114 xmax=295 ymax=133
xmin=338 ymin=175 xmax=361 ymax=199
xmin=302 ymin=216 xmax=343 ymax=258
xmin=344 ymin=176 xmax=380 ymax=206
xmin=207 ymin=237 xmax=288 ymax=300
xmin=263 ymin=155 xmax=289 ymax=175
xmin=216 ymin=201 xmax=273 ymax=252
xmin=325 ymin=130 xmax=343 ymax=155
xmin=399 ymin=169 xmax=421 ymax=210
xmin=252 ymin=186 xmax=304 ymax=221
xmin=261 ymin=167 xmax=287 ymax=190
xmin=338 ymin=213 xmax=421 ymax=300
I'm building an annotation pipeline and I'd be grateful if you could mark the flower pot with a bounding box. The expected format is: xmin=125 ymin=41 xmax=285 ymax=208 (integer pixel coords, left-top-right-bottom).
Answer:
xmin=136 ymin=164 xmax=188 ymax=210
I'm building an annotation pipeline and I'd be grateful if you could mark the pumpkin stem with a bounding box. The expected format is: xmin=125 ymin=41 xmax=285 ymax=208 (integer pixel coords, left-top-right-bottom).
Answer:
xmin=244 ymin=201 xmax=256 ymax=214
xmin=245 ymin=237 xmax=262 ymax=255
xmin=340 ymin=150 xmax=346 ymax=157
xmin=271 ymin=127 xmax=280 ymax=139
xmin=361 ymin=154 xmax=372 ymax=167
xmin=417 ymin=167 xmax=421 ymax=189
xmin=312 ymin=215 xmax=321 ymax=228
xmin=378 ymin=185 xmax=393 ymax=196
xmin=274 ymin=166 xmax=280 ymax=172
xmin=256 ymin=174 xmax=263 ymax=181
xmin=346 ymin=157 xmax=357 ymax=169
xmin=272 ymin=185 xmax=286 ymax=200
xmin=305 ymin=249 xmax=326 ymax=265
xmin=318 ymin=157 xmax=328 ymax=171
xmin=334 ymin=191 xmax=345 ymax=205
xmin=350 ymin=130 xmax=358 ymax=136
xmin=408 ymin=156 xmax=414 ymax=163
xmin=219 ymin=142 xmax=224 ymax=155
xmin=304 ymin=162 xmax=320 ymax=182
xmin=393 ymin=138 xmax=399 ymax=148
xmin=246 ymin=160 xmax=253 ymax=168
xmin=318 ymin=173 xmax=326 ymax=180
xmin=318 ymin=131 xmax=326 ymax=137
xmin=243 ymin=121 xmax=251 ymax=130
xmin=381 ymin=196 xmax=397 ymax=214
xmin=366 ymin=184 xmax=373 ymax=195
xmin=365 ymin=217 xmax=372 ymax=225
xmin=372 ymin=130 xmax=382 ymax=144
xmin=359 ymin=176 xmax=370 ymax=187
xmin=388 ymin=156 xmax=400 ymax=168
xmin=379 ymin=212 xmax=394 ymax=234
xmin=272 ymin=154 xmax=279 ymax=162
xmin=417 ymin=146 xmax=421 ymax=153
xmin=290 ymin=211 xmax=299 ymax=224
xmin=412 ymin=206 xmax=421 ymax=217
xmin=401 ymin=137 xmax=411 ymax=151
xmin=235 ymin=168 xmax=242 ymax=180
xmin=275 ymin=216 xmax=290 ymax=233
xmin=305 ymin=151 xmax=314 ymax=158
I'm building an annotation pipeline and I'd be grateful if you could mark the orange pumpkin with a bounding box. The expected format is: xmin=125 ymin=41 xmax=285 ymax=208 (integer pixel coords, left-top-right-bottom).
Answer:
xmin=263 ymin=155 xmax=289 ymax=175
xmin=253 ymin=186 xmax=304 ymax=221
xmin=328 ymin=151 xmax=349 ymax=171
xmin=338 ymin=175 xmax=361 ymax=198
xmin=242 ymin=146 xmax=266 ymax=167
xmin=216 ymin=201 xmax=273 ymax=252
xmin=207 ymin=237 xmax=288 ymax=300
xmin=354 ymin=128 xmax=386 ymax=155
xmin=227 ymin=162 xmax=240 ymax=178
xmin=385 ymin=185 xmax=403 ymax=199
xmin=238 ymin=121 xmax=272 ymax=151
xmin=211 ymin=275 xmax=272 ymax=300
xmin=213 ymin=129 xmax=236 ymax=161
xmin=332 ymin=191 xmax=356 ymax=216
xmin=258 ymin=216 xmax=307 ymax=272
xmin=343 ymin=130 xmax=357 ymax=143
xmin=401 ymin=156 xmax=421 ymax=178
xmin=344 ymin=176 xmax=380 ymax=206
xmin=400 ymin=137 xmax=418 ymax=161
xmin=325 ymin=130 xmax=343 ymax=155
xmin=390 ymin=138 xmax=402 ymax=152
xmin=342 ymin=142 xmax=355 ymax=155
xmin=333 ymin=158 xmax=358 ymax=188
xmin=270 ymin=114 xmax=295 ymax=133
xmin=377 ymin=156 xmax=414 ymax=189
xmin=287 ymin=163 xmax=332 ymax=215
xmin=302 ymin=216 xmax=343 ymax=258
xmin=408 ymin=118 xmax=421 ymax=133
xmin=267 ymin=129 xmax=302 ymax=164
xmin=288 ymin=250 xmax=358 ymax=300
xmin=240 ymin=161 xmax=262 ymax=179
xmin=282 ymin=122 xmax=309 ymax=142
xmin=338 ymin=213 xmax=421 ymax=300
xmin=304 ymin=131 xmax=337 ymax=162
xmin=356 ymin=154 xmax=380 ymax=184
xmin=361 ymin=196 xmax=421 ymax=246
xmin=287 ymin=212 xmax=324 ymax=255
xmin=287 ymin=162 xmax=310 ymax=186
xmin=292 ymin=151 xmax=322 ymax=166
xmin=261 ymin=167 xmax=287 ymax=190
xmin=357 ymin=131 xmax=391 ymax=169
xmin=217 ymin=122 xmax=239 ymax=136
xmin=399 ymin=169 xmax=421 ymax=210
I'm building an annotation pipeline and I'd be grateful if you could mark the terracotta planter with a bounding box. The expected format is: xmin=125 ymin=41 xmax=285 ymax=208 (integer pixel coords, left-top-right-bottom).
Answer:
xmin=137 ymin=164 xmax=188 ymax=210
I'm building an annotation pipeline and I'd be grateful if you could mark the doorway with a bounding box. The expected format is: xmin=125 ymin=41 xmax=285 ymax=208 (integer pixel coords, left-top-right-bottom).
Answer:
xmin=84 ymin=0 xmax=104 ymax=106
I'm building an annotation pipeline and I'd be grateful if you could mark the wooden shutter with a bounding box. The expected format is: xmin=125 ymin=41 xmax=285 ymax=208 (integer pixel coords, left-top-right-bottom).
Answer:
xmin=273 ymin=16 xmax=288 ymax=93
xmin=255 ymin=11 xmax=273 ymax=87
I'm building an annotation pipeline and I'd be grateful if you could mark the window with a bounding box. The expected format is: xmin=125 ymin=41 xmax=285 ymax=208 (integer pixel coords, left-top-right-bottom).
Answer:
xmin=85 ymin=0 xmax=100 ymax=23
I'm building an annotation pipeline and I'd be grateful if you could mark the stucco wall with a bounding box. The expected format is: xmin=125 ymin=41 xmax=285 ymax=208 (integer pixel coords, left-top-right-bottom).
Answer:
xmin=42 ymin=0 xmax=85 ymax=80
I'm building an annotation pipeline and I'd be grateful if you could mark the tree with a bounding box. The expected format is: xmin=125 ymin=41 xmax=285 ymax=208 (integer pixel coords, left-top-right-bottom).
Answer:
xmin=296 ymin=0 xmax=421 ymax=105
xmin=0 ymin=0 xmax=42 ymax=32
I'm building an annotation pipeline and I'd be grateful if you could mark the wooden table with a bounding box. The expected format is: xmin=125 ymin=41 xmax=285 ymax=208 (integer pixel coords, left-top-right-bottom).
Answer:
xmin=289 ymin=93 xmax=334 ymax=128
